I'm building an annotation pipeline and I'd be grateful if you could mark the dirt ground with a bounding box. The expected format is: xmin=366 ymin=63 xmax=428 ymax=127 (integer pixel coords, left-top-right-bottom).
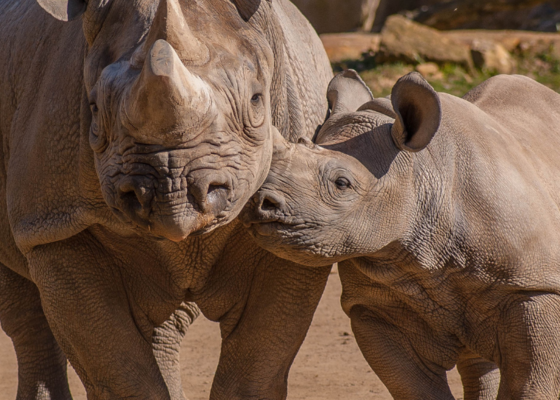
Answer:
xmin=0 ymin=270 xmax=464 ymax=399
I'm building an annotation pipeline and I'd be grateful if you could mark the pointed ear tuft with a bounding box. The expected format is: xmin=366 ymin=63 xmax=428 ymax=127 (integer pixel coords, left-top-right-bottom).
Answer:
xmin=231 ymin=0 xmax=263 ymax=21
xmin=37 ymin=0 xmax=86 ymax=21
xmin=390 ymin=72 xmax=441 ymax=152
xmin=327 ymin=70 xmax=374 ymax=116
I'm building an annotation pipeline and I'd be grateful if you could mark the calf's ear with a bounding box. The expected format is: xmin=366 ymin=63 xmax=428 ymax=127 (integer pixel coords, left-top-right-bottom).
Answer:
xmin=232 ymin=0 xmax=265 ymax=21
xmin=391 ymin=72 xmax=441 ymax=152
xmin=37 ymin=0 xmax=86 ymax=21
xmin=327 ymin=70 xmax=374 ymax=116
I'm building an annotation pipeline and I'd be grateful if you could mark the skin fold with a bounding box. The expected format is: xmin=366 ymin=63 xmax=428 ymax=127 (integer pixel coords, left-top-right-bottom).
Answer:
xmin=242 ymin=70 xmax=560 ymax=399
xmin=0 ymin=0 xmax=333 ymax=399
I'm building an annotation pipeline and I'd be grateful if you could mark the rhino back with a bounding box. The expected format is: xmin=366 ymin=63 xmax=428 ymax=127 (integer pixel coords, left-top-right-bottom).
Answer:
xmin=460 ymin=75 xmax=560 ymax=210
xmin=421 ymin=82 xmax=560 ymax=288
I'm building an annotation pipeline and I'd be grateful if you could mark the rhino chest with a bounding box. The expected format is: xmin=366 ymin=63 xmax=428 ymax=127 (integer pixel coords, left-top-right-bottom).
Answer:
xmin=340 ymin=260 xmax=488 ymax=352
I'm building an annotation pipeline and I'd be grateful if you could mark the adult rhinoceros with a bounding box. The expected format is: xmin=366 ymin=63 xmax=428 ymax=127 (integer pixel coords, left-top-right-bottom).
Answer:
xmin=0 ymin=0 xmax=332 ymax=398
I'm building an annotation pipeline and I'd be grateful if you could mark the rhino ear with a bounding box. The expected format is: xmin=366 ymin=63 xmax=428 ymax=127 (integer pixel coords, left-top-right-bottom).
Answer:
xmin=327 ymin=70 xmax=374 ymax=116
xmin=390 ymin=72 xmax=441 ymax=152
xmin=37 ymin=0 xmax=86 ymax=21
xmin=231 ymin=0 xmax=265 ymax=21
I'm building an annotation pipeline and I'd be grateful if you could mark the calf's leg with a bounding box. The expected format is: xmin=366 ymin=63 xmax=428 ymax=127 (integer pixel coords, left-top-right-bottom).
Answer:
xmin=350 ymin=305 xmax=454 ymax=400
xmin=496 ymin=293 xmax=560 ymax=400
xmin=0 ymin=264 xmax=72 ymax=400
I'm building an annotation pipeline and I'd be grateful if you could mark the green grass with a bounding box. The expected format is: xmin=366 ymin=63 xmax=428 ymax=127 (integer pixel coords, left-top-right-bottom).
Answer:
xmin=332 ymin=48 xmax=560 ymax=98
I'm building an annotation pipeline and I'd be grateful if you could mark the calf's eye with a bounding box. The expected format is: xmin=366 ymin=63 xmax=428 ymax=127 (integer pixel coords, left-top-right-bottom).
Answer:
xmin=335 ymin=177 xmax=351 ymax=190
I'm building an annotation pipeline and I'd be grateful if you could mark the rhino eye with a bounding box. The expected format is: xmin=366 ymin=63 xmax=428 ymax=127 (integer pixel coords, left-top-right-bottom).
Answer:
xmin=90 ymin=102 xmax=99 ymax=114
xmin=88 ymin=102 xmax=107 ymax=153
xmin=248 ymin=93 xmax=265 ymax=128
xmin=335 ymin=177 xmax=351 ymax=190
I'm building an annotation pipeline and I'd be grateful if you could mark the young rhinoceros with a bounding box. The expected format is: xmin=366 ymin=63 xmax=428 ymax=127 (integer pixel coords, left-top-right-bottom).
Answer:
xmin=242 ymin=70 xmax=560 ymax=399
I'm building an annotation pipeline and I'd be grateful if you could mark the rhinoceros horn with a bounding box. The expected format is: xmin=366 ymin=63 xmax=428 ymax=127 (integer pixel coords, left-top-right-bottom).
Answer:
xmin=126 ymin=38 xmax=213 ymax=141
xmin=132 ymin=0 xmax=209 ymax=67
xmin=232 ymin=0 xmax=262 ymax=21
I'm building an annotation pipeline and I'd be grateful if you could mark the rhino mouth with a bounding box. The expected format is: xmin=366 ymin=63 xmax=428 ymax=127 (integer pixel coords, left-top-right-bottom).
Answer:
xmin=111 ymin=195 xmax=231 ymax=241
xmin=105 ymin=170 xmax=235 ymax=241
xmin=240 ymin=211 xmax=307 ymax=239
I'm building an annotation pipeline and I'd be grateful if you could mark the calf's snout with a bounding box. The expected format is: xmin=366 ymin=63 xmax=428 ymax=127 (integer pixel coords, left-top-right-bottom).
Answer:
xmin=241 ymin=189 xmax=287 ymax=227
xmin=256 ymin=190 xmax=285 ymax=214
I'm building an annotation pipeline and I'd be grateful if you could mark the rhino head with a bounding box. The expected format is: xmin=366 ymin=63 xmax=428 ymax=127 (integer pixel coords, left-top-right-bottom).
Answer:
xmin=38 ymin=0 xmax=276 ymax=241
xmin=241 ymin=71 xmax=442 ymax=266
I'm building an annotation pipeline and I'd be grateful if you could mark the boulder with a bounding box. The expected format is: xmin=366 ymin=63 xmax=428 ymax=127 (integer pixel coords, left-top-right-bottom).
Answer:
xmin=290 ymin=0 xmax=373 ymax=34
xmin=443 ymin=30 xmax=560 ymax=57
xmin=377 ymin=15 xmax=473 ymax=69
xmin=415 ymin=62 xmax=444 ymax=79
xmin=470 ymin=40 xmax=515 ymax=73
xmin=291 ymin=0 xmax=445 ymax=33
xmin=410 ymin=0 xmax=555 ymax=31
xmin=320 ymin=33 xmax=380 ymax=62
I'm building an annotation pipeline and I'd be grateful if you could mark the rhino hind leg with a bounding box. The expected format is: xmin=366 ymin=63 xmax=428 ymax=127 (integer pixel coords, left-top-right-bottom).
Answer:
xmin=153 ymin=302 xmax=200 ymax=400
xmin=0 ymin=264 xmax=72 ymax=400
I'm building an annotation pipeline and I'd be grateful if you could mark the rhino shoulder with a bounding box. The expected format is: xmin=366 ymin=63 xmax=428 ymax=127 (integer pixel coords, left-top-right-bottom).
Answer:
xmin=1 ymin=5 xmax=107 ymax=254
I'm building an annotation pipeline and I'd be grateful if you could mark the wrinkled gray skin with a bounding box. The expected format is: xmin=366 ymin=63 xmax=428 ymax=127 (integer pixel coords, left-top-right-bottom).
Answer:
xmin=242 ymin=70 xmax=560 ymax=399
xmin=0 ymin=0 xmax=333 ymax=399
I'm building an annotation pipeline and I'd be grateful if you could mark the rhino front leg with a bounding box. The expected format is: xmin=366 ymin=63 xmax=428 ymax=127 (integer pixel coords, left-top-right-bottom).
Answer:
xmin=153 ymin=302 xmax=200 ymax=400
xmin=349 ymin=305 xmax=454 ymax=400
xmin=27 ymin=232 xmax=171 ymax=400
xmin=197 ymin=245 xmax=331 ymax=400
xmin=456 ymin=350 xmax=499 ymax=400
xmin=496 ymin=293 xmax=560 ymax=400
xmin=0 ymin=264 xmax=72 ymax=400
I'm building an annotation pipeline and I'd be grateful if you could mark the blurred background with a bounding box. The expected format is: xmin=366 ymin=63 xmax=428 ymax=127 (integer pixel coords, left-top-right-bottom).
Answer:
xmin=292 ymin=0 xmax=560 ymax=96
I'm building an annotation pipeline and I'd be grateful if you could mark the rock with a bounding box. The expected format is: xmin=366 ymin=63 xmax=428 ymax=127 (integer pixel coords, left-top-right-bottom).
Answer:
xmin=293 ymin=0 xmax=560 ymax=34
xmin=410 ymin=0 xmax=555 ymax=31
xmin=320 ymin=33 xmax=380 ymax=62
xmin=443 ymin=30 xmax=560 ymax=54
xmin=415 ymin=62 xmax=444 ymax=79
xmin=377 ymin=15 xmax=473 ymax=69
xmin=291 ymin=0 xmax=446 ymax=34
xmin=470 ymin=40 xmax=515 ymax=74
xmin=290 ymin=0 xmax=374 ymax=34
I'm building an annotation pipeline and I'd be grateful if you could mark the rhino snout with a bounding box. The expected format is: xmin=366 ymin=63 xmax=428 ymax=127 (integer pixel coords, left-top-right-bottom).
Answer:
xmin=112 ymin=170 xmax=234 ymax=241
xmin=241 ymin=190 xmax=286 ymax=228
xmin=117 ymin=176 xmax=155 ymax=220
xmin=257 ymin=190 xmax=285 ymax=215
xmin=187 ymin=171 xmax=231 ymax=216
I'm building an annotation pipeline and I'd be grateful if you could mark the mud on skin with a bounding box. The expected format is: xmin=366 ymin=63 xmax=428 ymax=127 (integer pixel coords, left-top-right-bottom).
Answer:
xmin=242 ymin=70 xmax=560 ymax=399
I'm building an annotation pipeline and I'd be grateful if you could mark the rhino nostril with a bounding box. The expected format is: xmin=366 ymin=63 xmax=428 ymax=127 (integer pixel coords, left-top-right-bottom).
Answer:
xmin=207 ymin=184 xmax=228 ymax=196
xmin=121 ymin=190 xmax=142 ymax=213
xmin=117 ymin=178 xmax=154 ymax=217
xmin=259 ymin=192 xmax=284 ymax=212
xmin=261 ymin=198 xmax=278 ymax=211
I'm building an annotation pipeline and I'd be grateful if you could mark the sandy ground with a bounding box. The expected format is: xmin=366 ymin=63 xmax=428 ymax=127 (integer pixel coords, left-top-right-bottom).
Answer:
xmin=0 ymin=270 xmax=463 ymax=399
